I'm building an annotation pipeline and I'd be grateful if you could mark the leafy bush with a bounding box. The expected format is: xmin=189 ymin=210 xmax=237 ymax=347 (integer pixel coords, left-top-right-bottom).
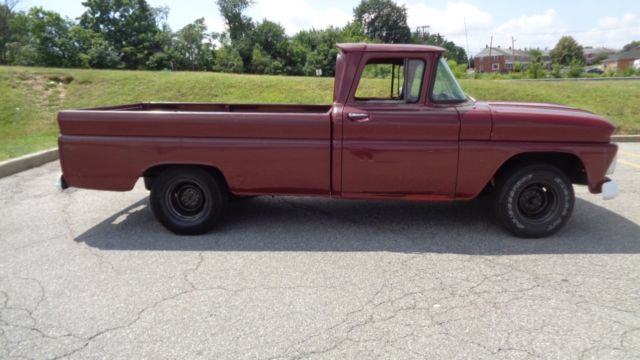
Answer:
xmin=447 ymin=59 xmax=467 ymax=79
xmin=514 ymin=62 xmax=523 ymax=73
xmin=567 ymin=60 xmax=583 ymax=78
xmin=551 ymin=64 xmax=562 ymax=78
xmin=527 ymin=62 xmax=545 ymax=79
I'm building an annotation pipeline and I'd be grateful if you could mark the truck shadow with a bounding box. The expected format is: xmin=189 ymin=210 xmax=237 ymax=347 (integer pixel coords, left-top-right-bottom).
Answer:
xmin=75 ymin=196 xmax=640 ymax=255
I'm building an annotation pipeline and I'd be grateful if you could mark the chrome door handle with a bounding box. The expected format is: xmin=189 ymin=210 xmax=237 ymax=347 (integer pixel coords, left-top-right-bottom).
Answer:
xmin=348 ymin=112 xmax=370 ymax=121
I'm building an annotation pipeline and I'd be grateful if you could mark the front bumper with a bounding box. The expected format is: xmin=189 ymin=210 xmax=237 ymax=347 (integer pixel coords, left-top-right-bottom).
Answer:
xmin=57 ymin=173 xmax=69 ymax=191
xmin=602 ymin=178 xmax=618 ymax=200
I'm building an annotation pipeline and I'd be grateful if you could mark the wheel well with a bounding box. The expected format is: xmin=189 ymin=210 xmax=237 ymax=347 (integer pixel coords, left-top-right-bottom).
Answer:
xmin=492 ymin=152 xmax=587 ymax=187
xmin=142 ymin=164 xmax=230 ymax=192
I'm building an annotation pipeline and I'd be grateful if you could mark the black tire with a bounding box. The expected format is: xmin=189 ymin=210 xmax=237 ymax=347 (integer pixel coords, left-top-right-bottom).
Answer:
xmin=150 ymin=167 xmax=228 ymax=235
xmin=495 ymin=163 xmax=574 ymax=238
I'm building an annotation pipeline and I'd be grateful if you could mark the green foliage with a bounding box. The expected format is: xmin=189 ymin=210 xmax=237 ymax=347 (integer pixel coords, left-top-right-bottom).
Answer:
xmin=79 ymin=0 xmax=164 ymax=69
xmin=216 ymin=0 xmax=253 ymax=42
xmin=526 ymin=49 xmax=545 ymax=79
xmin=527 ymin=63 xmax=544 ymax=79
xmin=551 ymin=64 xmax=562 ymax=78
xmin=551 ymin=36 xmax=584 ymax=66
xmin=0 ymin=0 xmax=20 ymax=64
xmin=447 ymin=59 xmax=467 ymax=79
xmin=567 ymin=59 xmax=583 ymax=78
xmin=2 ymin=0 xmax=471 ymax=77
xmin=250 ymin=45 xmax=282 ymax=74
xmin=514 ymin=62 xmax=522 ymax=73
xmin=411 ymin=31 xmax=467 ymax=65
xmin=213 ymin=46 xmax=243 ymax=73
xmin=353 ymin=0 xmax=411 ymax=44
xmin=291 ymin=27 xmax=343 ymax=76
xmin=624 ymin=66 xmax=636 ymax=77
xmin=171 ymin=18 xmax=214 ymax=71
xmin=622 ymin=40 xmax=640 ymax=52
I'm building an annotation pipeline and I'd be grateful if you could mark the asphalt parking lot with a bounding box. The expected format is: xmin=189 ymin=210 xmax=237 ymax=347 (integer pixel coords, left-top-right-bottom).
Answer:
xmin=1 ymin=143 xmax=639 ymax=360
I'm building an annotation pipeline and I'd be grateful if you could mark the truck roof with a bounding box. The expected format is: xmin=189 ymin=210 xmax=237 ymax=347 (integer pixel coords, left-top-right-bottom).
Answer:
xmin=337 ymin=43 xmax=446 ymax=53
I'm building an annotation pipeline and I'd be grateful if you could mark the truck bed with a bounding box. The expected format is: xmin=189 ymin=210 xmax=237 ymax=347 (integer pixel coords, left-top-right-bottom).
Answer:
xmin=58 ymin=102 xmax=334 ymax=194
xmin=83 ymin=102 xmax=332 ymax=114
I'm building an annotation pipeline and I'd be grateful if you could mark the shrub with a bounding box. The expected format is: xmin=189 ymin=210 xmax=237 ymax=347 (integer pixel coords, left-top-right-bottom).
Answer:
xmin=514 ymin=62 xmax=523 ymax=73
xmin=567 ymin=60 xmax=583 ymax=78
xmin=551 ymin=64 xmax=562 ymax=78
xmin=527 ymin=62 xmax=544 ymax=79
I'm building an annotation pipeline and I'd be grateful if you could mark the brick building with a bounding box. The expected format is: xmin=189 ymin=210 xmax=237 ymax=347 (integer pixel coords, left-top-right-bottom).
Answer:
xmin=474 ymin=46 xmax=531 ymax=73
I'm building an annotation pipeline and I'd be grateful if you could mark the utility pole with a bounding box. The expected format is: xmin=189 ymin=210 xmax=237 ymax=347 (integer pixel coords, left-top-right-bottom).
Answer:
xmin=464 ymin=17 xmax=471 ymax=69
xmin=488 ymin=35 xmax=493 ymax=73
xmin=511 ymin=36 xmax=517 ymax=57
xmin=416 ymin=25 xmax=431 ymax=37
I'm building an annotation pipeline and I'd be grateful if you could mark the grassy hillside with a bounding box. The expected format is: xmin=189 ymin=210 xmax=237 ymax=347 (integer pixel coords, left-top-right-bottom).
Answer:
xmin=1 ymin=65 xmax=639 ymax=161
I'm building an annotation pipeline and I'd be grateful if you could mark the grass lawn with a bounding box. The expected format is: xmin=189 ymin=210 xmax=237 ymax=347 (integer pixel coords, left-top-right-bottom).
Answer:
xmin=1 ymin=65 xmax=639 ymax=160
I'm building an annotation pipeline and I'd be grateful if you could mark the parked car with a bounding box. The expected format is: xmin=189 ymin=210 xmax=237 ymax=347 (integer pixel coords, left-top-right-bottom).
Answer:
xmin=57 ymin=43 xmax=618 ymax=238
xmin=586 ymin=68 xmax=604 ymax=74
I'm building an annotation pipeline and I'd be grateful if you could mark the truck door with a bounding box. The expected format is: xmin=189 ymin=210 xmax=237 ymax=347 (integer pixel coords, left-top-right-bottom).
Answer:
xmin=340 ymin=53 xmax=461 ymax=200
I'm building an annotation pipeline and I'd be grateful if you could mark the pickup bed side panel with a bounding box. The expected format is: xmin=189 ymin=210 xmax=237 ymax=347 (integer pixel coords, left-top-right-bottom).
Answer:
xmin=58 ymin=111 xmax=332 ymax=195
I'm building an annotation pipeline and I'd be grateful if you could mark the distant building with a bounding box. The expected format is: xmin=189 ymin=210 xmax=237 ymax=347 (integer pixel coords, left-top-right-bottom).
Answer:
xmin=603 ymin=48 xmax=640 ymax=71
xmin=474 ymin=46 xmax=531 ymax=73
xmin=603 ymin=55 xmax=619 ymax=71
xmin=583 ymin=47 xmax=615 ymax=65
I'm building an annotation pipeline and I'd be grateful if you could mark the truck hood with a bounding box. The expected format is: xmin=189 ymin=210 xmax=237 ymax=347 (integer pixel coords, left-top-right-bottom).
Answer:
xmin=486 ymin=101 xmax=616 ymax=143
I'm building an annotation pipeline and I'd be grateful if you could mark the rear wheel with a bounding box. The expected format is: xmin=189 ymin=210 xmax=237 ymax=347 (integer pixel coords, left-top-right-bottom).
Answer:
xmin=150 ymin=167 xmax=227 ymax=235
xmin=495 ymin=163 xmax=574 ymax=238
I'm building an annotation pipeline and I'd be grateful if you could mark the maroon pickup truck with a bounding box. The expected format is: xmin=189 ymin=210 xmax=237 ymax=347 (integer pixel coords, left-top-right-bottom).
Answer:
xmin=57 ymin=43 xmax=619 ymax=238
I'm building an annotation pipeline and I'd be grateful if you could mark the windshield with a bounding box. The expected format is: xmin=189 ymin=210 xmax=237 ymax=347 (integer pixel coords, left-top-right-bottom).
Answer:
xmin=431 ymin=58 xmax=467 ymax=103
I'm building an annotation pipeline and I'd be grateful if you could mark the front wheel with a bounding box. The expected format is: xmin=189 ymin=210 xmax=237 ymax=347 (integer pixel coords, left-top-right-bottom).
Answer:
xmin=150 ymin=167 xmax=228 ymax=235
xmin=495 ymin=163 xmax=574 ymax=238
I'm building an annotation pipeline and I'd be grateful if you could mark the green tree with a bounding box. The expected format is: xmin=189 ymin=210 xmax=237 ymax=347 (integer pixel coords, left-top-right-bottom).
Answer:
xmin=213 ymin=45 xmax=243 ymax=73
xmin=79 ymin=0 xmax=163 ymax=69
xmin=551 ymin=63 xmax=562 ymax=78
xmin=70 ymin=26 xmax=121 ymax=68
xmin=215 ymin=0 xmax=256 ymax=70
xmin=550 ymin=36 xmax=584 ymax=66
xmin=527 ymin=49 xmax=545 ymax=79
xmin=411 ymin=31 xmax=467 ymax=64
xmin=353 ymin=0 xmax=411 ymax=43
xmin=253 ymin=20 xmax=287 ymax=61
xmin=567 ymin=59 xmax=583 ymax=78
xmin=9 ymin=8 xmax=80 ymax=67
xmin=622 ymin=40 xmax=640 ymax=52
xmin=172 ymin=18 xmax=214 ymax=71
xmin=291 ymin=27 xmax=342 ymax=76
xmin=216 ymin=0 xmax=253 ymax=42
xmin=0 ymin=0 xmax=20 ymax=64
xmin=249 ymin=44 xmax=282 ymax=74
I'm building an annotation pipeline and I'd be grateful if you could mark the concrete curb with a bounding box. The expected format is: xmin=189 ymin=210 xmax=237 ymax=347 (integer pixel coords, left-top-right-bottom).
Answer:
xmin=0 ymin=148 xmax=59 ymax=179
xmin=612 ymin=135 xmax=640 ymax=143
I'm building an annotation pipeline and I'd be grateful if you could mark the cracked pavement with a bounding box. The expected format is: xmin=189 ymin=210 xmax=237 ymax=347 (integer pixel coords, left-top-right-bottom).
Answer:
xmin=1 ymin=143 xmax=640 ymax=360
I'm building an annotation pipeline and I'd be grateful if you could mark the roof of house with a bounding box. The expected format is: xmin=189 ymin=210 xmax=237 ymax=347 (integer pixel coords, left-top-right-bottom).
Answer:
xmin=583 ymin=47 xmax=616 ymax=55
xmin=337 ymin=43 xmax=446 ymax=53
xmin=618 ymin=48 xmax=640 ymax=61
xmin=475 ymin=47 xmax=530 ymax=58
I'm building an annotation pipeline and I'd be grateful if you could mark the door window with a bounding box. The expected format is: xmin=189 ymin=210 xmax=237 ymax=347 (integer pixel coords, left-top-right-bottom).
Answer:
xmin=354 ymin=59 xmax=425 ymax=103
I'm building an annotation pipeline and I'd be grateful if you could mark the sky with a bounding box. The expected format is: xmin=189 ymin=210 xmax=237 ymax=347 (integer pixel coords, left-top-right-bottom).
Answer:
xmin=15 ymin=0 xmax=640 ymax=55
